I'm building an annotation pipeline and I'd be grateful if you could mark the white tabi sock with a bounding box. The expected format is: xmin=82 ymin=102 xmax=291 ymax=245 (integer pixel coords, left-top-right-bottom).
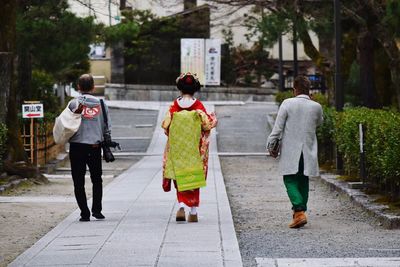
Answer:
xmin=179 ymin=202 xmax=185 ymax=209
xmin=190 ymin=207 xmax=197 ymax=215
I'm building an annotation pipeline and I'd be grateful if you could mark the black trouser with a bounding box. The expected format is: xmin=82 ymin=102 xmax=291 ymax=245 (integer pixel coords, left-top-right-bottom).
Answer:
xmin=69 ymin=143 xmax=103 ymax=218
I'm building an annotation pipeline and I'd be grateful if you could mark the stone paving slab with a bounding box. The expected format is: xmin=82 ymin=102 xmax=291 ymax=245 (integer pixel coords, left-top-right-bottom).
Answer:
xmin=10 ymin=102 xmax=242 ymax=267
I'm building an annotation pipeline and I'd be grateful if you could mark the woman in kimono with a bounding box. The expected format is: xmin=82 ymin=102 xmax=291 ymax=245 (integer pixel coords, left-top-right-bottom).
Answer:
xmin=162 ymin=73 xmax=217 ymax=223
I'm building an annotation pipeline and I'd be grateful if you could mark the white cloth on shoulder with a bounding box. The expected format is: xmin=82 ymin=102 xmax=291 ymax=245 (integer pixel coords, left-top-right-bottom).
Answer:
xmin=53 ymin=101 xmax=82 ymax=145
xmin=177 ymin=96 xmax=196 ymax=109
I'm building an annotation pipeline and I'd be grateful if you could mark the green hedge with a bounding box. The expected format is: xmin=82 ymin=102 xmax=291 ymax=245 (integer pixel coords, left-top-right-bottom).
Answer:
xmin=0 ymin=123 xmax=7 ymax=171
xmin=275 ymin=90 xmax=294 ymax=106
xmin=317 ymin=106 xmax=336 ymax=164
xmin=335 ymin=108 xmax=400 ymax=189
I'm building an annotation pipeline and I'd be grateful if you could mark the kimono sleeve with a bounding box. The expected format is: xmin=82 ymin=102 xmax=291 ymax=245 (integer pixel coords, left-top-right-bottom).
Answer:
xmin=196 ymin=110 xmax=217 ymax=131
xmin=161 ymin=105 xmax=173 ymax=130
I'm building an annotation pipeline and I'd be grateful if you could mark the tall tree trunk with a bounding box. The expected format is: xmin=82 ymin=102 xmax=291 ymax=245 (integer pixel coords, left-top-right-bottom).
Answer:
xmin=0 ymin=1 xmax=17 ymax=123
xmin=17 ymin=48 xmax=32 ymax=104
xmin=0 ymin=53 xmax=11 ymax=123
xmin=358 ymin=29 xmax=377 ymax=108
xmin=390 ymin=65 xmax=400 ymax=109
xmin=120 ymin=0 xmax=126 ymax=10
xmin=371 ymin=21 xmax=400 ymax=108
xmin=0 ymin=1 xmax=27 ymax=163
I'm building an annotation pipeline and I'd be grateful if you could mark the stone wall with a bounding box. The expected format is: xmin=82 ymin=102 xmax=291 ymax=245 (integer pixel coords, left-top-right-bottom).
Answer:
xmin=105 ymin=83 xmax=276 ymax=102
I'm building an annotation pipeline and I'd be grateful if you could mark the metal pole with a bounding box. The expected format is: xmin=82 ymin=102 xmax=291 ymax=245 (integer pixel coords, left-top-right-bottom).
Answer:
xmin=58 ymin=84 xmax=65 ymax=107
xmin=293 ymin=27 xmax=298 ymax=79
xmin=109 ymin=0 xmax=112 ymax=26
xmin=334 ymin=0 xmax=344 ymax=172
xmin=88 ymin=0 xmax=92 ymax=16
xmin=334 ymin=0 xmax=343 ymax=111
xmin=359 ymin=123 xmax=366 ymax=184
xmin=278 ymin=34 xmax=284 ymax=91
xmin=30 ymin=118 xmax=34 ymax=164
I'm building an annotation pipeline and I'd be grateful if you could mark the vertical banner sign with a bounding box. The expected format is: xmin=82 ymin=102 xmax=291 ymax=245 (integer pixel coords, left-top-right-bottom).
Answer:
xmin=181 ymin=39 xmax=205 ymax=85
xmin=205 ymin=39 xmax=221 ymax=86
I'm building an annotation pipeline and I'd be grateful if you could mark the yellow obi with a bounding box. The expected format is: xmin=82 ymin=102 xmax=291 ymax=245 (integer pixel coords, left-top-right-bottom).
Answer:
xmin=164 ymin=110 xmax=206 ymax=192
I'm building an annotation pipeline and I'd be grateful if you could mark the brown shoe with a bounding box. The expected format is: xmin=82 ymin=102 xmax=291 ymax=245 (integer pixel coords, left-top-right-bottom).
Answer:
xmin=289 ymin=211 xmax=307 ymax=228
xmin=176 ymin=207 xmax=186 ymax=222
xmin=187 ymin=213 xmax=198 ymax=223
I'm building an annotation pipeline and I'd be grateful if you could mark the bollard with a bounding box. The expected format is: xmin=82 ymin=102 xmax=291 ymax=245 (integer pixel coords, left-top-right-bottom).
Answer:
xmin=359 ymin=123 xmax=367 ymax=185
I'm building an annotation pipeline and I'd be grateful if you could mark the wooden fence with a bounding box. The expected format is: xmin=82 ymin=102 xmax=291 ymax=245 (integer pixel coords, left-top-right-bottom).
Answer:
xmin=21 ymin=120 xmax=65 ymax=167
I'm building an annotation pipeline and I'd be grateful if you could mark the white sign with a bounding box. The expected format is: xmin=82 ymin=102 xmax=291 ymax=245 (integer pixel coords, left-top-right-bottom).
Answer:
xmin=181 ymin=39 xmax=205 ymax=84
xmin=205 ymin=39 xmax=221 ymax=86
xmin=89 ymin=43 xmax=106 ymax=59
xmin=22 ymin=103 xmax=44 ymax=119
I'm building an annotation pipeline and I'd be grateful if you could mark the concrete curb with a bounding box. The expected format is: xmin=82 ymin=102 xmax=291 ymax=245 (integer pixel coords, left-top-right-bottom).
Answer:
xmin=0 ymin=178 xmax=28 ymax=194
xmin=39 ymin=152 xmax=69 ymax=174
xmin=318 ymin=173 xmax=400 ymax=229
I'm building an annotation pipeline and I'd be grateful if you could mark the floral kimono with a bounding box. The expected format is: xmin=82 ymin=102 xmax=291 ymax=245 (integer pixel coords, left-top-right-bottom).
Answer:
xmin=162 ymin=98 xmax=217 ymax=207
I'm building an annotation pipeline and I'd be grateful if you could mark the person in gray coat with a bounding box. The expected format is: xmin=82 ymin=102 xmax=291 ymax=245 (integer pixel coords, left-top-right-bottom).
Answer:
xmin=267 ymin=75 xmax=323 ymax=228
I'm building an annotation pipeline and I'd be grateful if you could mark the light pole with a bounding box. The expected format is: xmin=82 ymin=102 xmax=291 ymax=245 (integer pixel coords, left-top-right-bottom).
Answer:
xmin=334 ymin=0 xmax=344 ymax=172
xmin=108 ymin=0 xmax=112 ymax=26
xmin=293 ymin=27 xmax=298 ymax=79
xmin=334 ymin=0 xmax=343 ymax=111
xmin=278 ymin=34 xmax=284 ymax=91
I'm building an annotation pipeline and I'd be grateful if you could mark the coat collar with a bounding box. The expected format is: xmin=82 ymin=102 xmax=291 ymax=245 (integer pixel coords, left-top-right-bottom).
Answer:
xmin=295 ymin=94 xmax=310 ymax=100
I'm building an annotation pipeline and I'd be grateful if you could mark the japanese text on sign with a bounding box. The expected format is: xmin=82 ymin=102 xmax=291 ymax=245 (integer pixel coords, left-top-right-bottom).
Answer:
xmin=22 ymin=103 xmax=44 ymax=118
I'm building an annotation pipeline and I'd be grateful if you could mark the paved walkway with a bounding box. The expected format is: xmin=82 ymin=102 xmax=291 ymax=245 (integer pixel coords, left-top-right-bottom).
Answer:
xmin=10 ymin=102 xmax=242 ymax=267
xmin=9 ymin=100 xmax=400 ymax=267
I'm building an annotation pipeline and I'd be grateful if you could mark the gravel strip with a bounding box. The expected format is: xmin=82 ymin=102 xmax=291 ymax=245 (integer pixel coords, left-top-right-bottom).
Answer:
xmin=216 ymin=103 xmax=400 ymax=267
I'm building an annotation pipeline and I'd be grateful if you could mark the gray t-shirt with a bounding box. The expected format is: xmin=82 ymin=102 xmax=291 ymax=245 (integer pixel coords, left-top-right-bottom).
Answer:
xmin=68 ymin=94 xmax=111 ymax=145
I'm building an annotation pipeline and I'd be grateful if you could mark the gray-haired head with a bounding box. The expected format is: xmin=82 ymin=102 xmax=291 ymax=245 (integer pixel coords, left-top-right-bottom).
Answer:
xmin=78 ymin=74 xmax=94 ymax=93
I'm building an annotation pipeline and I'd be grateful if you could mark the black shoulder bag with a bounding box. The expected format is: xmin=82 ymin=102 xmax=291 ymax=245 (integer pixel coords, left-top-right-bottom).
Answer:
xmin=267 ymin=139 xmax=281 ymax=158
xmin=100 ymin=100 xmax=120 ymax=162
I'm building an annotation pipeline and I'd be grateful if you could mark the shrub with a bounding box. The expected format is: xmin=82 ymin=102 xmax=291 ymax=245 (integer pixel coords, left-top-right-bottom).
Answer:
xmin=334 ymin=108 xmax=400 ymax=196
xmin=31 ymin=70 xmax=61 ymax=114
xmin=275 ymin=90 xmax=294 ymax=105
xmin=275 ymin=91 xmax=329 ymax=107
xmin=311 ymin=92 xmax=329 ymax=107
xmin=317 ymin=106 xmax=336 ymax=164
xmin=0 ymin=123 xmax=7 ymax=171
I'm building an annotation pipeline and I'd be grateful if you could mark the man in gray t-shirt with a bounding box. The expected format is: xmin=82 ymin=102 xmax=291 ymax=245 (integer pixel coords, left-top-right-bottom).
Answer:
xmin=68 ymin=74 xmax=110 ymax=222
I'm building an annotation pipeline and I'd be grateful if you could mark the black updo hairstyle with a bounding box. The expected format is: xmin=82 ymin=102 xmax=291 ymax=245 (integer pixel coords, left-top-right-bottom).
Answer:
xmin=176 ymin=73 xmax=201 ymax=95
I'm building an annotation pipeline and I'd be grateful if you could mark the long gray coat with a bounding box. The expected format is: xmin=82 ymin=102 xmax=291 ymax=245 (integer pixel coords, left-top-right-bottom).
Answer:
xmin=267 ymin=95 xmax=323 ymax=177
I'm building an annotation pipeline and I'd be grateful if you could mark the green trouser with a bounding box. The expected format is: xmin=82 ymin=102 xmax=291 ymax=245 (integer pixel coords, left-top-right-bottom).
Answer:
xmin=283 ymin=154 xmax=309 ymax=212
